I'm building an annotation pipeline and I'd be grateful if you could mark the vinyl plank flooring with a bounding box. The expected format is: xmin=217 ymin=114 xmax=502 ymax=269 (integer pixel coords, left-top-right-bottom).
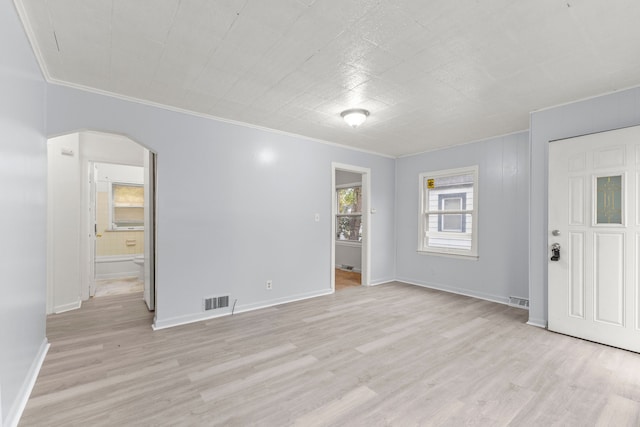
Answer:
xmin=20 ymin=283 xmax=640 ymax=426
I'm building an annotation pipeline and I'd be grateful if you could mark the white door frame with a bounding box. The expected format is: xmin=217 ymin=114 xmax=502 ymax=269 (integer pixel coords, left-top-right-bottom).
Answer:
xmin=88 ymin=162 xmax=97 ymax=297
xmin=331 ymin=162 xmax=371 ymax=291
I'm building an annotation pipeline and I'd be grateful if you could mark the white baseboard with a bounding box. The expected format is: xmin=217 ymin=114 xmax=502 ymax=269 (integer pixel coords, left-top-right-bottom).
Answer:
xmin=53 ymin=299 xmax=81 ymax=314
xmin=5 ymin=338 xmax=49 ymax=427
xmin=396 ymin=277 xmax=511 ymax=306
xmin=337 ymin=267 xmax=362 ymax=273
xmin=153 ymin=289 xmax=333 ymax=330
xmin=95 ymin=271 xmax=139 ymax=279
xmin=234 ymin=289 xmax=333 ymax=314
xmin=526 ymin=318 xmax=548 ymax=329
xmin=369 ymin=278 xmax=396 ymax=286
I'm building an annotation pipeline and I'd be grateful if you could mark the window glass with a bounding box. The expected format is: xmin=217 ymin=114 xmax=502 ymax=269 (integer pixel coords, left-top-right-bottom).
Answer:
xmin=336 ymin=186 xmax=362 ymax=242
xmin=596 ymin=175 xmax=622 ymax=224
xmin=112 ymin=183 xmax=144 ymax=229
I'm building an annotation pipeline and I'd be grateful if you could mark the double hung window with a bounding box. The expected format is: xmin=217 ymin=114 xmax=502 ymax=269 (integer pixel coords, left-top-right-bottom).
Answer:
xmin=418 ymin=166 xmax=478 ymax=258
xmin=336 ymin=185 xmax=362 ymax=243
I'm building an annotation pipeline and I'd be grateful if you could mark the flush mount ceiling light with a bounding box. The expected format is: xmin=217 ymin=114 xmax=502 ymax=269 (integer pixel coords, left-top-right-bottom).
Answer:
xmin=341 ymin=108 xmax=370 ymax=128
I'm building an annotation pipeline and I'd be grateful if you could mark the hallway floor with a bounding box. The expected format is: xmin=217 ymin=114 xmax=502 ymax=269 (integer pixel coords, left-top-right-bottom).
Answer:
xmin=335 ymin=268 xmax=361 ymax=291
xmin=94 ymin=276 xmax=143 ymax=297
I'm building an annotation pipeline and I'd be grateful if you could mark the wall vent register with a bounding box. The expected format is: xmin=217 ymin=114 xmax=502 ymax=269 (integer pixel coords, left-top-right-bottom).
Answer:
xmin=203 ymin=296 xmax=229 ymax=311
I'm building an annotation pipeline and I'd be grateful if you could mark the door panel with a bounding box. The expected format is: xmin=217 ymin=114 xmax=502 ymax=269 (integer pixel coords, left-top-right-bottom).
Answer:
xmin=593 ymin=232 xmax=624 ymax=326
xmin=568 ymin=231 xmax=584 ymax=319
xmin=548 ymin=125 xmax=640 ymax=353
xmin=569 ymin=177 xmax=585 ymax=225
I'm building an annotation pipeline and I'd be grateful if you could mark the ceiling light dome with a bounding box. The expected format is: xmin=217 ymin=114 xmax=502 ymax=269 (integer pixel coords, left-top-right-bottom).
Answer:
xmin=341 ymin=108 xmax=370 ymax=128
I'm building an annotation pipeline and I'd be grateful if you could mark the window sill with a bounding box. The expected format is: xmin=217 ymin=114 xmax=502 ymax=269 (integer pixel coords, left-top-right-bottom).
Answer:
xmin=417 ymin=249 xmax=478 ymax=260
xmin=336 ymin=240 xmax=362 ymax=247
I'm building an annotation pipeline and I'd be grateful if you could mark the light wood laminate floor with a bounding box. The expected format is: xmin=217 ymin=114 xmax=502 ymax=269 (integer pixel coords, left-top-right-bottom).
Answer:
xmin=21 ymin=283 xmax=640 ymax=426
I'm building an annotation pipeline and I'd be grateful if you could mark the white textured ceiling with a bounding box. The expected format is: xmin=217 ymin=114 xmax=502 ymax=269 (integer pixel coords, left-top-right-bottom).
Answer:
xmin=15 ymin=0 xmax=640 ymax=156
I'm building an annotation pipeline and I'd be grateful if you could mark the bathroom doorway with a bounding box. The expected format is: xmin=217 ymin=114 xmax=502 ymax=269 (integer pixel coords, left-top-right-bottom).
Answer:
xmin=91 ymin=162 xmax=146 ymax=298
xmin=47 ymin=131 xmax=156 ymax=315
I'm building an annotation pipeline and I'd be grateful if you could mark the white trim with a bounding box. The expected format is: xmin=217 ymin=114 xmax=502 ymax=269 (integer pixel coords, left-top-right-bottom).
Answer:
xmin=95 ymin=271 xmax=139 ymax=280
xmin=335 ymin=240 xmax=362 ymax=248
xmin=527 ymin=319 xmax=548 ymax=329
xmin=152 ymin=289 xmax=333 ymax=330
xmin=369 ymin=279 xmax=396 ymax=286
xmin=95 ymin=254 xmax=139 ymax=263
xmin=337 ymin=266 xmax=362 ymax=273
xmin=397 ymin=278 xmax=510 ymax=306
xmin=12 ymin=1 xmax=49 ymax=81
xmin=532 ymin=83 xmax=640 ymax=114
xmin=416 ymin=250 xmax=479 ymax=260
xmin=331 ymin=163 xmax=371 ymax=292
xmin=336 ymin=181 xmax=362 ymax=189
xmin=4 ymin=338 xmax=50 ymax=427
xmin=397 ymin=129 xmax=530 ymax=158
xmin=53 ymin=299 xmax=82 ymax=314
xmin=47 ymin=79 xmax=397 ymax=159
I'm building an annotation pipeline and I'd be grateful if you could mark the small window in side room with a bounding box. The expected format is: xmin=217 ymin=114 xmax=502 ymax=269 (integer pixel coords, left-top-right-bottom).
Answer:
xmin=418 ymin=166 xmax=478 ymax=258
xmin=336 ymin=185 xmax=362 ymax=243
xmin=110 ymin=183 xmax=144 ymax=230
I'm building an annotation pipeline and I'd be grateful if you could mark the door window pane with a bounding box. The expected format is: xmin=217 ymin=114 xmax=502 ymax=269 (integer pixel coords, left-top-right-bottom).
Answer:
xmin=596 ymin=175 xmax=622 ymax=224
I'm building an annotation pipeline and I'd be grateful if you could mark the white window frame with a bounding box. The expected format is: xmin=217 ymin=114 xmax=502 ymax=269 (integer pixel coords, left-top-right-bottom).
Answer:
xmin=418 ymin=166 xmax=479 ymax=259
xmin=109 ymin=182 xmax=145 ymax=231
xmin=336 ymin=182 xmax=363 ymax=246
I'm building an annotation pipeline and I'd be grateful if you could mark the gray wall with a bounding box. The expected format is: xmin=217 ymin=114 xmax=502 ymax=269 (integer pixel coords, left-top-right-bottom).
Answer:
xmin=336 ymin=170 xmax=363 ymax=186
xmin=396 ymin=132 xmax=530 ymax=304
xmin=0 ymin=2 xmax=47 ymax=425
xmin=529 ymin=87 xmax=640 ymax=327
xmin=45 ymin=84 xmax=397 ymax=328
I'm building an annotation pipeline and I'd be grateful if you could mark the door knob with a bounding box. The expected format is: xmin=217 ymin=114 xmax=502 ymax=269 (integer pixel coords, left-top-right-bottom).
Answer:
xmin=550 ymin=243 xmax=561 ymax=261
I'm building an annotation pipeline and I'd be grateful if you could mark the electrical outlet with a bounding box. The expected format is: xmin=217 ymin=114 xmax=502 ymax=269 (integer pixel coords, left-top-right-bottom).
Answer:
xmin=266 ymin=280 xmax=272 ymax=290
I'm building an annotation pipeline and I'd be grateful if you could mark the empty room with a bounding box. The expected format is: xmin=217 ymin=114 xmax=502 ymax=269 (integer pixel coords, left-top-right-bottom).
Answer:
xmin=2 ymin=1 xmax=640 ymax=426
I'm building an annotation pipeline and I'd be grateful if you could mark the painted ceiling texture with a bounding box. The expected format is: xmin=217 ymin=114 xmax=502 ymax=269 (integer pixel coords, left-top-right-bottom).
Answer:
xmin=15 ymin=0 xmax=640 ymax=156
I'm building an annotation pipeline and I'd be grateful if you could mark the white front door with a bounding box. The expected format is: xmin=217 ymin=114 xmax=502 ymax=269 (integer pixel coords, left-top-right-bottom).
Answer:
xmin=548 ymin=125 xmax=640 ymax=353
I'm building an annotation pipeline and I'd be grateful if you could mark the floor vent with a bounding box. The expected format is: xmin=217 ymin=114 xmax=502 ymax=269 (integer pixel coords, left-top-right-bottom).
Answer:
xmin=203 ymin=295 xmax=229 ymax=311
xmin=341 ymin=265 xmax=354 ymax=271
xmin=508 ymin=296 xmax=529 ymax=309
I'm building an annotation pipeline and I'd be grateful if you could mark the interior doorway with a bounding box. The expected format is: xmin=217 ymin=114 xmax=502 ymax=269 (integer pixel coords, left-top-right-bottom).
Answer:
xmin=331 ymin=163 xmax=371 ymax=291
xmin=90 ymin=162 xmax=146 ymax=299
xmin=46 ymin=131 xmax=156 ymax=317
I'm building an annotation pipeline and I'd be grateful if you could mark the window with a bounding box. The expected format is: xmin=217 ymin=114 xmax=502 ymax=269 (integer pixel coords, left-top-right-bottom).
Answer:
xmin=418 ymin=166 xmax=478 ymax=258
xmin=110 ymin=183 xmax=144 ymax=230
xmin=336 ymin=185 xmax=362 ymax=243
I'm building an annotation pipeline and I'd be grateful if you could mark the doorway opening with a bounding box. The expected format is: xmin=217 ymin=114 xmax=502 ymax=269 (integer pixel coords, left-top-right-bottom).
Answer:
xmin=331 ymin=163 xmax=371 ymax=291
xmin=46 ymin=131 xmax=157 ymax=318
xmin=91 ymin=162 xmax=146 ymax=298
